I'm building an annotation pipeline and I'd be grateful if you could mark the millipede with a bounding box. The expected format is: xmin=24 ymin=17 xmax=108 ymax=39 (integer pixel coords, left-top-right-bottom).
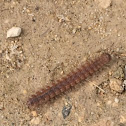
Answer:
xmin=27 ymin=53 xmax=111 ymax=107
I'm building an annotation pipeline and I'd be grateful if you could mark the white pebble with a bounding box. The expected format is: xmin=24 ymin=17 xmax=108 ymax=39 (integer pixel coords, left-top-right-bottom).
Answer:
xmin=72 ymin=28 xmax=76 ymax=34
xmin=7 ymin=27 xmax=21 ymax=38
xmin=114 ymin=98 xmax=119 ymax=103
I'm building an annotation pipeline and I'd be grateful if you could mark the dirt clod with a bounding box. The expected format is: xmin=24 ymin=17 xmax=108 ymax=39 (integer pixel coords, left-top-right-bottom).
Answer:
xmin=109 ymin=78 xmax=124 ymax=93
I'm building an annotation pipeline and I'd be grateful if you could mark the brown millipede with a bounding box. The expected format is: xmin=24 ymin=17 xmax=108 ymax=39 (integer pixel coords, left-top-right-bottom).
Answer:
xmin=28 ymin=53 xmax=111 ymax=107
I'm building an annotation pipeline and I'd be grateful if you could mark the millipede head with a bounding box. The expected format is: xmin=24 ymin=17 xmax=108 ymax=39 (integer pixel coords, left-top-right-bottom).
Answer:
xmin=101 ymin=53 xmax=111 ymax=63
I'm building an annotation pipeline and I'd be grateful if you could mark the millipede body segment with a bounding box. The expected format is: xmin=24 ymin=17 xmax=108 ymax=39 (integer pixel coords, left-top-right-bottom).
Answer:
xmin=28 ymin=53 xmax=111 ymax=106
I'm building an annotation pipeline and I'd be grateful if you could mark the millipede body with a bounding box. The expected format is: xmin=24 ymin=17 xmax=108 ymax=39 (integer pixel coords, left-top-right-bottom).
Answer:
xmin=28 ymin=53 xmax=111 ymax=106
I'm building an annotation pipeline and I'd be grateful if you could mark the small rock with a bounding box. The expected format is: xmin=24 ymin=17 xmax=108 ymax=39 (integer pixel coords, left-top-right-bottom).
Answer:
xmin=91 ymin=112 xmax=94 ymax=115
xmin=106 ymin=100 xmax=112 ymax=105
xmin=97 ymin=0 xmax=111 ymax=9
xmin=23 ymin=90 xmax=27 ymax=95
xmin=31 ymin=111 xmax=37 ymax=117
xmin=7 ymin=27 xmax=22 ymax=38
xmin=30 ymin=117 xmax=40 ymax=125
xmin=120 ymin=115 xmax=126 ymax=123
xmin=72 ymin=28 xmax=76 ymax=34
xmin=114 ymin=98 xmax=119 ymax=103
xmin=112 ymin=102 xmax=118 ymax=107
xmin=109 ymin=78 xmax=124 ymax=93
xmin=62 ymin=104 xmax=72 ymax=119
xmin=112 ymin=66 xmax=124 ymax=79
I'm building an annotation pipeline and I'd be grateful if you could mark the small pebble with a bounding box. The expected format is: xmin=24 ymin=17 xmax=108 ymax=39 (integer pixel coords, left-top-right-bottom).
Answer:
xmin=72 ymin=28 xmax=76 ymax=34
xmin=31 ymin=111 xmax=37 ymax=117
xmin=26 ymin=9 xmax=30 ymax=13
xmin=97 ymin=102 xmax=101 ymax=106
xmin=109 ymin=71 xmax=112 ymax=76
xmin=112 ymin=67 xmax=124 ymax=79
xmin=30 ymin=117 xmax=40 ymax=125
xmin=106 ymin=100 xmax=112 ymax=105
xmin=112 ymin=102 xmax=118 ymax=107
xmin=114 ymin=98 xmax=119 ymax=103
xmin=97 ymin=0 xmax=111 ymax=9
xmin=120 ymin=115 xmax=126 ymax=123
xmin=109 ymin=78 xmax=124 ymax=93
xmin=62 ymin=104 xmax=72 ymax=119
xmin=7 ymin=27 xmax=22 ymax=38
xmin=23 ymin=90 xmax=27 ymax=95
xmin=91 ymin=112 xmax=94 ymax=115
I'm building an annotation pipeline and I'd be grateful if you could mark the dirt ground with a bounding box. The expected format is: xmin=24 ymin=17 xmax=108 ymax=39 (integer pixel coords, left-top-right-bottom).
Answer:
xmin=1 ymin=0 xmax=126 ymax=126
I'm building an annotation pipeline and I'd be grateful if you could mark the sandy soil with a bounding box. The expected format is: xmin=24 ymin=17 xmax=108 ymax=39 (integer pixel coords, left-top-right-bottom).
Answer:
xmin=1 ymin=0 xmax=126 ymax=126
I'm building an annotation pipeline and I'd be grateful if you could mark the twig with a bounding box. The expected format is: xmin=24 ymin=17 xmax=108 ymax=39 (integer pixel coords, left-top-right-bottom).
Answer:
xmin=93 ymin=83 xmax=106 ymax=93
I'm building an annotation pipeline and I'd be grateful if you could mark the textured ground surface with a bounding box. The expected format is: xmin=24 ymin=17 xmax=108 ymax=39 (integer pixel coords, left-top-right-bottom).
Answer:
xmin=0 ymin=0 xmax=126 ymax=126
